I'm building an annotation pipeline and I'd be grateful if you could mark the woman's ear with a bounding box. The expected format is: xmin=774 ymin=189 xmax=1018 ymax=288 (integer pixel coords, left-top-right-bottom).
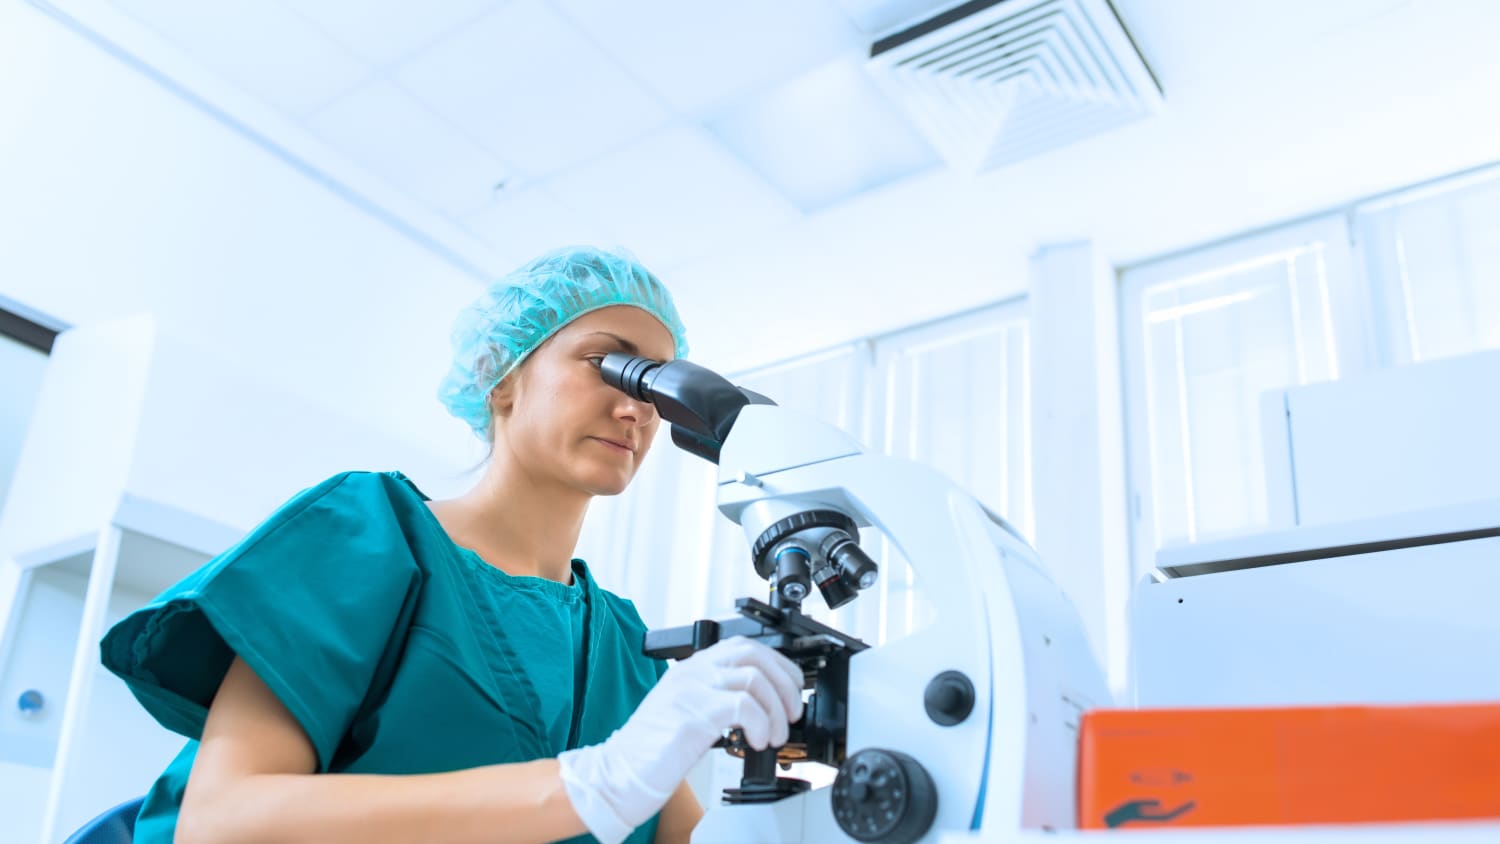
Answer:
xmin=489 ymin=374 xmax=517 ymax=418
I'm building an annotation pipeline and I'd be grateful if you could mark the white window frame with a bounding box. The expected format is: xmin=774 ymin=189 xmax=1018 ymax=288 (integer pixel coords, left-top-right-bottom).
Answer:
xmin=699 ymin=297 xmax=1032 ymax=638
xmin=867 ymin=297 xmax=1033 ymax=537
xmin=1118 ymin=213 xmax=1369 ymax=580
xmin=856 ymin=297 xmax=1032 ymax=646
xmin=1351 ymin=162 xmax=1500 ymax=368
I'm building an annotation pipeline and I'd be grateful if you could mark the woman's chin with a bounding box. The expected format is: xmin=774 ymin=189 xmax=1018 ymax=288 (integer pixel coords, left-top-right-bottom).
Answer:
xmin=575 ymin=470 xmax=632 ymax=497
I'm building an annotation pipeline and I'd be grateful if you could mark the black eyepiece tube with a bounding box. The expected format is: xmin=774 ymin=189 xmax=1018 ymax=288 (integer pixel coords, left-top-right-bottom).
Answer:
xmin=599 ymin=354 xmax=661 ymax=402
xmin=599 ymin=353 xmax=775 ymax=464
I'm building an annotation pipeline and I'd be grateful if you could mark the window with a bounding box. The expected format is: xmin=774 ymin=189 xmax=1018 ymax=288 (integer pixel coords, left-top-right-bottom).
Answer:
xmin=1121 ymin=160 xmax=1500 ymax=577
xmin=860 ymin=305 xmax=1030 ymax=646
xmin=692 ymin=299 xmax=1032 ymax=647
xmin=1356 ymin=166 xmax=1500 ymax=365
xmin=1120 ymin=217 xmax=1365 ymax=575
xmin=876 ymin=310 xmax=1032 ymax=539
xmin=695 ymin=345 xmax=869 ymax=628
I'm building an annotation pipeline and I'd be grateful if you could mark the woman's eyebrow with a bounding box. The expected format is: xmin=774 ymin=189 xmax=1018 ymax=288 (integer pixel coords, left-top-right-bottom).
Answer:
xmin=583 ymin=331 xmax=639 ymax=355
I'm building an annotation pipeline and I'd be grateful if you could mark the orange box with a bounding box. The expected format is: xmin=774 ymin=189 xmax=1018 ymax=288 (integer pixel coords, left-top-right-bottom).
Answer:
xmin=1078 ymin=703 xmax=1500 ymax=829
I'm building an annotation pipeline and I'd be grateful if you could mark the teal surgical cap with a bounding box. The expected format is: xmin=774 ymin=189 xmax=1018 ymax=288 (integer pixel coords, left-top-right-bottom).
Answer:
xmin=438 ymin=245 xmax=690 ymax=440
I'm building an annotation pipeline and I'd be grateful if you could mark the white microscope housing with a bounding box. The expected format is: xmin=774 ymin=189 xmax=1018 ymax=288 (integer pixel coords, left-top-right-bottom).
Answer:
xmin=601 ymin=354 xmax=1108 ymax=843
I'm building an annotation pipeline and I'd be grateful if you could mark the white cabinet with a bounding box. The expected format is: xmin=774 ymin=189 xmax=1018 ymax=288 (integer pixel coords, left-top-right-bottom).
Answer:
xmin=1259 ymin=347 xmax=1500 ymax=528
xmin=1135 ymin=348 xmax=1500 ymax=709
xmin=1 ymin=519 xmax=231 ymax=843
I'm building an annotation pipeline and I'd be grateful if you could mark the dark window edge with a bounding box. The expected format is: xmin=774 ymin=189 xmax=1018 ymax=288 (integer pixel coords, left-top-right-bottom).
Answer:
xmin=1 ymin=308 xmax=60 ymax=354
xmin=1159 ymin=526 xmax=1500 ymax=578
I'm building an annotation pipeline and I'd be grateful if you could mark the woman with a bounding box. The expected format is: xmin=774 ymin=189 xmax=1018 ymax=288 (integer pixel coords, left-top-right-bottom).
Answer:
xmin=101 ymin=246 xmax=804 ymax=844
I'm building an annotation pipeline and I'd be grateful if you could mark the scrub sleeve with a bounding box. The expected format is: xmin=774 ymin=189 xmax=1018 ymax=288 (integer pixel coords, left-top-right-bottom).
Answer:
xmin=102 ymin=472 xmax=422 ymax=770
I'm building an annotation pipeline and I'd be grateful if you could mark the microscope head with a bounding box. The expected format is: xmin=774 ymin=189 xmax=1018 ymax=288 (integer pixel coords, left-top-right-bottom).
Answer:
xmin=598 ymin=352 xmax=879 ymax=611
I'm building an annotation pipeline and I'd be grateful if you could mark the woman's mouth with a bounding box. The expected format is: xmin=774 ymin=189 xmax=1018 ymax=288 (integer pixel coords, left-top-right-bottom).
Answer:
xmin=591 ymin=437 xmax=633 ymax=455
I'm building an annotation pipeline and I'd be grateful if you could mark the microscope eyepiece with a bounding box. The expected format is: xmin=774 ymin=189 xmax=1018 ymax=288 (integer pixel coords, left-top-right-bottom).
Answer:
xmin=598 ymin=353 xmax=770 ymax=465
xmin=600 ymin=353 xmax=661 ymax=402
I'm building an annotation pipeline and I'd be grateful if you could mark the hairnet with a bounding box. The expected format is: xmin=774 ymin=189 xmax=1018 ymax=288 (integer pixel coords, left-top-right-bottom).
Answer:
xmin=438 ymin=245 xmax=690 ymax=440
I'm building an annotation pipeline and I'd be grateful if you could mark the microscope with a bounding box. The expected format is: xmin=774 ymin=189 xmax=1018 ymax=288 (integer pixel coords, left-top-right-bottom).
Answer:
xmin=601 ymin=354 xmax=1108 ymax=843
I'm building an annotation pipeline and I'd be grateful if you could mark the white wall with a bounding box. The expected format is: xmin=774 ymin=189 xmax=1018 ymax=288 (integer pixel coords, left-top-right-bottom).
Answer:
xmin=0 ymin=0 xmax=485 ymax=478
xmin=0 ymin=335 xmax=49 ymax=521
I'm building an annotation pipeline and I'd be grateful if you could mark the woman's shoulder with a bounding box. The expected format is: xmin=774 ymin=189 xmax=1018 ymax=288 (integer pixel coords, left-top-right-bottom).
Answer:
xmin=101 ymin=472 xmax=433 ymax=748
xmin=175 ymin=470 xmax=429 ymax=588
xmin=248 ymin=470 xmax=422 ymax=531
xmin=280 ymin=469 xmax=421 ymax=505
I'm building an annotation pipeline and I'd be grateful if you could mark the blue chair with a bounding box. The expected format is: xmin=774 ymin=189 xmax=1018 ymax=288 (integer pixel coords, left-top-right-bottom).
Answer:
xmin=63 ymin=796 xmax=144 ymax=844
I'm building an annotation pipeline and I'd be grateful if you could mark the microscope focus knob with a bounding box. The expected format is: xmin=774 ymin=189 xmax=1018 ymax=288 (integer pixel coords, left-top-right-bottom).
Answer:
xmin=831 ymin=748 xmax=937 ymax=843
xmin=923 ymin=670 xmax=975 ymax=726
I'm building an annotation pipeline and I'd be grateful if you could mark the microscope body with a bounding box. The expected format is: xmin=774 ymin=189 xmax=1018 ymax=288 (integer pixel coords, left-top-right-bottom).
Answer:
xmin=695 ymin=405 xmax=1108 ymax=842
xmin=599 ymin=355 xmax=1108 ymax=842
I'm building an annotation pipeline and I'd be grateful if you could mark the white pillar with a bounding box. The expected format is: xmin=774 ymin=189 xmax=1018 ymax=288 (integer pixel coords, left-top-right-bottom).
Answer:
xmin=1027 ymin=241 xmax=1132 ymax=696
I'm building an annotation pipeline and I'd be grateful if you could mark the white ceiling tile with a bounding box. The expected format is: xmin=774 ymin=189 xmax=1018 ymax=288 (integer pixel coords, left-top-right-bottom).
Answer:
xmin=305 ymin=80 xmax=511 ymax=218
xmin=546 ymin=126 xmax=800 ymax=269
xmin=709 ymin=57 xmax=939 ymax=212
xmin=553 ymin=0 xmax=863 ymax=113
xmin=394 ymin=0 xmax=670 ymax=178
xmin=1115 ymin=0 xmax=1415 ymax=91
xmin=281 ymin=0 xmax=502 ymax=67
xmin=109 ymin=0 xmax=371 ymax=118
xmin=459 ymin=185 xmax=619 ymax=270
xmin=826 ymin=0 xmax=955 ymax=35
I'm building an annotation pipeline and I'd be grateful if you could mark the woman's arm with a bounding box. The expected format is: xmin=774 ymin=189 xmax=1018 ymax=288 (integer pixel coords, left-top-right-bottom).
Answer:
xmin=652 ymin=782 xmax=703 ymax=844
xmin=177 ymin=656 xmax=589 ymax=844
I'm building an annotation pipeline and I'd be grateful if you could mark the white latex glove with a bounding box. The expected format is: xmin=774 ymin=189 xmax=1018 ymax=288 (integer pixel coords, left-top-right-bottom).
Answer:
xmin=557 ymin=636 xmax=805 ymax=844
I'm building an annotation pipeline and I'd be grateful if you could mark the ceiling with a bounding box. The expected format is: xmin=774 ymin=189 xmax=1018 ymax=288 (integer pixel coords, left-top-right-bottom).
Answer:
xmin=45 ymin=0 xmax=955 ymax=273
xmin=31 ymin=0 xmax=1500 ymax=369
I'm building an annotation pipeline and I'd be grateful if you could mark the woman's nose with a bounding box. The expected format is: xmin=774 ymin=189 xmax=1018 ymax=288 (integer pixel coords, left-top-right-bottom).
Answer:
xmin=615 ymin=394 xmax=657 ymax=425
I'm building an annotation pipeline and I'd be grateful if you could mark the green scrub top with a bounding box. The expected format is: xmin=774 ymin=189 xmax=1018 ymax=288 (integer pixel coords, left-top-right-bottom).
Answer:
xmin=100 ymin=471 xmax=667 ymax=844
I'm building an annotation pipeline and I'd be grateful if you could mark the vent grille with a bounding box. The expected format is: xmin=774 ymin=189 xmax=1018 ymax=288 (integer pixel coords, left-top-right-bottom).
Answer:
xmin=869 ymin=0 xmax=1162 ymax=173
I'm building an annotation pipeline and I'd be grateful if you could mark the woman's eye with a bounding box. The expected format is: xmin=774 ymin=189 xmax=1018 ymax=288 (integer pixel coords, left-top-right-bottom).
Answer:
xmin=586 ymin=356 xmax=604 ymax=368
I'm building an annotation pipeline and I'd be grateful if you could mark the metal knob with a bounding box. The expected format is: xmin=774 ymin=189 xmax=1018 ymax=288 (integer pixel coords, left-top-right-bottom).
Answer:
xmin=830 ymin=748 xmax=937 ymax=843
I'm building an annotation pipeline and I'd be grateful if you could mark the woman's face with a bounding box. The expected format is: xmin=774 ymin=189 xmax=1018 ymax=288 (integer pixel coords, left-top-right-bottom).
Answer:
xmin=492 ymin=305 xmax=677 ymax=497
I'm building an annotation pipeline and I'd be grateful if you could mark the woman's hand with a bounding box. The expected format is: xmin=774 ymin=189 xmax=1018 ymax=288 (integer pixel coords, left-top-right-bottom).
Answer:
xmin=558 ymin=636 xmax=804 ymax=844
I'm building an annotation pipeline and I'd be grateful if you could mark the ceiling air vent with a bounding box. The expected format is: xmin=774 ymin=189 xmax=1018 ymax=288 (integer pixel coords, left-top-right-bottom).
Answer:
xmin=869 ymin=0 xmax=1162 ymax=173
